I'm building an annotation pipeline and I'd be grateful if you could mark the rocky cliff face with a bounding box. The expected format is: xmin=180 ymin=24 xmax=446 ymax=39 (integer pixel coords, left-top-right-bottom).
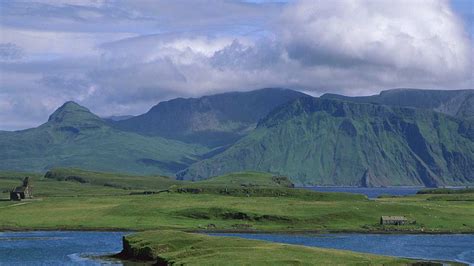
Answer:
xmin=179 ymin=97 xmax=474 ymax=186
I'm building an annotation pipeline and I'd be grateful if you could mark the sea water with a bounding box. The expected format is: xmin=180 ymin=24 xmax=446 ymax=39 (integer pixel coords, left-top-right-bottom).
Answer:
xmin=0 ymin=231 xmax=128 ymax=265
xmin=210 ymin=233 xmax=474 ymax=265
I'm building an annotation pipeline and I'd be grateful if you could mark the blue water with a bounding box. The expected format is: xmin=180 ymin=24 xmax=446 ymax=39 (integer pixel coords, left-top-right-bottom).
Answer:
xmin=0 ymin=231 xmax=128 ymax=265
xmin=2 ymin=231 xmax=473 ymax=265
xmin=304 ymin=186 xmax=424 ymax=199
xmin=210 ymin=233 xmax=474 ymax=264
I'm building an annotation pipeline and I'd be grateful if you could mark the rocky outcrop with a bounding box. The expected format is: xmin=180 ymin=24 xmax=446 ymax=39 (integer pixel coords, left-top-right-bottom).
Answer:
xmin=360 ymin=169 xmax=375 ymax=188
xmin=115 ymin=236 xmax=168 ymax=265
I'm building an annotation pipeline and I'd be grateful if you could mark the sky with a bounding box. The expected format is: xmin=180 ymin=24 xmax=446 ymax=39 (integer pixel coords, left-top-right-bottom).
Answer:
xmin=0 ymin=0 xmax=473 ymax=130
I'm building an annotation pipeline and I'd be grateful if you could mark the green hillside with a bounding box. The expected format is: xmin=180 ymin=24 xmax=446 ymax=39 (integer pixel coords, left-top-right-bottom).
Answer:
xmin=0 ymin=168 xmax=186 ymax=198
xmin=322 ymin=88 xmax=474 ymax=118
xmin=191 ymin=171 xmax=292 ymax=187
xmin=0 ymin=102 xmax=208 ymax=175
xmin=1 ymin=89 xmax=473 ymax=185
xmin=112 ymin=88 xmax=307 ymax=147
xmin=43 ymin=168 xmax=183 ymax=190
xmin=119 ymin=230 xmax=414 ymax=265
xmin=180 ymin=97 xmax=474 ymax=186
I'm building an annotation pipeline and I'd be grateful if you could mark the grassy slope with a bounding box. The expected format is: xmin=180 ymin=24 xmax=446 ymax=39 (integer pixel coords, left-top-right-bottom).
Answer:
xmin=417 ymin=188 xmax=474 ymax=194
xmin=0 ymin=171 xmax=43 ymax=179
xmin=191 ymin=171 xmax=294 ymax=187
xmin=0 ymin=168 xmax=185 ymax=198
xmin=181 ymin=97 xmax=474 ymax=186
xmin=0 ymin=178 xmax=136 ymax=197
xmin=43 ymin=168 xmax=183 ymax=191
xmin=119 ymin=230 xmax=414 ymax=265
xmin=174 ymin=174 xmax=364 ymax=200
xmin=1 ymin=169 xmax=299 ymax=198
xmin=0 ymin=102 xmax=208 ymax=176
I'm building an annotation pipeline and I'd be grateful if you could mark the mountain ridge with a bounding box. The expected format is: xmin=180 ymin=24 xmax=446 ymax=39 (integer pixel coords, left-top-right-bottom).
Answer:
xmin=179 ymin=96 xmax=474 ymax=186
xmin=111 ymin=88 xmax=308 ymax=147
xmin=0 ymin=101 xmax=208 ymax=175
xmin=321 ymin=88 xmax=474 ymax=118
xmin=1 ymin=88 xmax=473 ymax=186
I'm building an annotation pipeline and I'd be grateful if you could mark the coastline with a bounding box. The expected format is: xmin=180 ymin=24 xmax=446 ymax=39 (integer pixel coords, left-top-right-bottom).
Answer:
xmin=111 ymin=230 xmax=470 ymax=266
xmin=2 ymin=227 xmax=473 ymax=235
xmin=1 ymin=228 xmax=472 ymax=265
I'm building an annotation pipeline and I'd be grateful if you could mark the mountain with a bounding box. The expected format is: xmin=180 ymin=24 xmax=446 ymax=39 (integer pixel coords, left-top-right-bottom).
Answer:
xmin=2 ymin=88 xmax=472 ymax=185
xmin=321 ymin=88 xmax=474 ymax=118
xmin=0 ymin=102 xmax=208 ymax=175
xmin=103 ymin=115 xmax=135 ymax=122
xmin=179 ymin=97 xmax=474 ymax=187
xmin=111 ymin=88 xmax=307 ymax=147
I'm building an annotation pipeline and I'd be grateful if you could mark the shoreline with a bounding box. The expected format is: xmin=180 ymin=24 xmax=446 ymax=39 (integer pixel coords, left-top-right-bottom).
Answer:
xmin=1 ymin=227 xmax=473 ymax=235
xmin=1 ymin=228 xmax=470 ymax=265
xmin=111 ymin=230 xmax=470 ymax=266
xmin=192 ymin=228 xmax=474 ymax=235
xmin=111 ymin=250 xmax=468 ymax=266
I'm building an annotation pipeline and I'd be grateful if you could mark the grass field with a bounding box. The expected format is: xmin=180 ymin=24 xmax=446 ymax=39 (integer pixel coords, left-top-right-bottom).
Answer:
xmin=0 ymin=168 xmax=170 ymax=197
xmin=118 ymin=230 xmax=416 ymax=265
xmin=43 ymin=168 xmax=183 ymax=191
xmin=1 ymin=192 xmax=472 ymax=233
xmin=0 ymin=169 xmax=472 ymax=264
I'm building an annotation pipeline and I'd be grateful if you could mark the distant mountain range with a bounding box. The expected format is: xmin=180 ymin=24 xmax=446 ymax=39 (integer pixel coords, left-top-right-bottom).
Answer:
xmin=1 ymin=88 xmax=473 ymax=186
xmin=110 ymin=88 xmax=306 ymax=147
xmin=322 ymin=88 xmax=474 ymax=119
xmin=0 ymin=89 xmax=304 ymax=175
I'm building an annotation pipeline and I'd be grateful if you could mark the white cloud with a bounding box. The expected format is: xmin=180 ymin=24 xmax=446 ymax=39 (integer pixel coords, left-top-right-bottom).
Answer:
xmin=280 ymin=0 xmax=471 ymax=78
xmin=26 ymin=0 xmax=107 ymax=8
xmin=0 ymin=0 xmax=472 ymax=130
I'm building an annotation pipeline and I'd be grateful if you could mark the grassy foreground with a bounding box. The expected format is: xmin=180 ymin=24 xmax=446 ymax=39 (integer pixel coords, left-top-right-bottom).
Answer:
xmin=0 ymin=169 xmax=473 ymax=232
xmin=0 ymin=169 xmax=473 ymax=265
xmin=117 ymin=230 xmax=416 ymax=265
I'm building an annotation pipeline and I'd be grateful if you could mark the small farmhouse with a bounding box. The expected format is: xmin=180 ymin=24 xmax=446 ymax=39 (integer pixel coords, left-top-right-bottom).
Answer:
xmin=380 ymin=216 xmax=407 ymax=225
xmin=10 ymin=177 xmax=33 ymax=201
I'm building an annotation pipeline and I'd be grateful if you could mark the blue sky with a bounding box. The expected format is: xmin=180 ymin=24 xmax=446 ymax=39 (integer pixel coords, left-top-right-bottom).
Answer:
xmin=0 ymin=0 xmax=472 ymax=130
xmin=451 ymin=0 xmax=473 ymax=40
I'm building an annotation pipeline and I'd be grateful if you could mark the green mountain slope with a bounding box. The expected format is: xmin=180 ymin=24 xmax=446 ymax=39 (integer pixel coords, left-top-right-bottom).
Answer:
xmin=179 ymin=97 xmax=474 ymax=186
xmin=112 ymin=88 xmax=307 ymax=147
xmin=0 ymin=102 xmax=208 ymax=175
xmin=321 ymin=88 xmax=474 ymax=118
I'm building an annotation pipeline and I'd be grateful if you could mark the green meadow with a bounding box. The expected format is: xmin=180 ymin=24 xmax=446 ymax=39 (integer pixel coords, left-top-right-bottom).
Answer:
xmin=0 ymin=168 xmax=473 ymax=264
xmin=0 ymin=187 xmax=472 ymax=233
xmin=118 ymin=230 xmax=416 ymax=265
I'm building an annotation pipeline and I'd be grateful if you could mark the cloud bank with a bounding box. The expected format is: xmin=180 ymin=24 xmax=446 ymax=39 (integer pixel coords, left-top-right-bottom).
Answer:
xmin=0 ymin=0 xmax=472 ymax=130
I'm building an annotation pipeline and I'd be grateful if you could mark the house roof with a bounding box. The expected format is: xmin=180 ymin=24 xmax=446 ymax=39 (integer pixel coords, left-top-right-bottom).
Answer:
xmin=381 ymin=216 xmax=407 ymax=221
xmin=13 ymin=186 xmax=26 ymax=192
